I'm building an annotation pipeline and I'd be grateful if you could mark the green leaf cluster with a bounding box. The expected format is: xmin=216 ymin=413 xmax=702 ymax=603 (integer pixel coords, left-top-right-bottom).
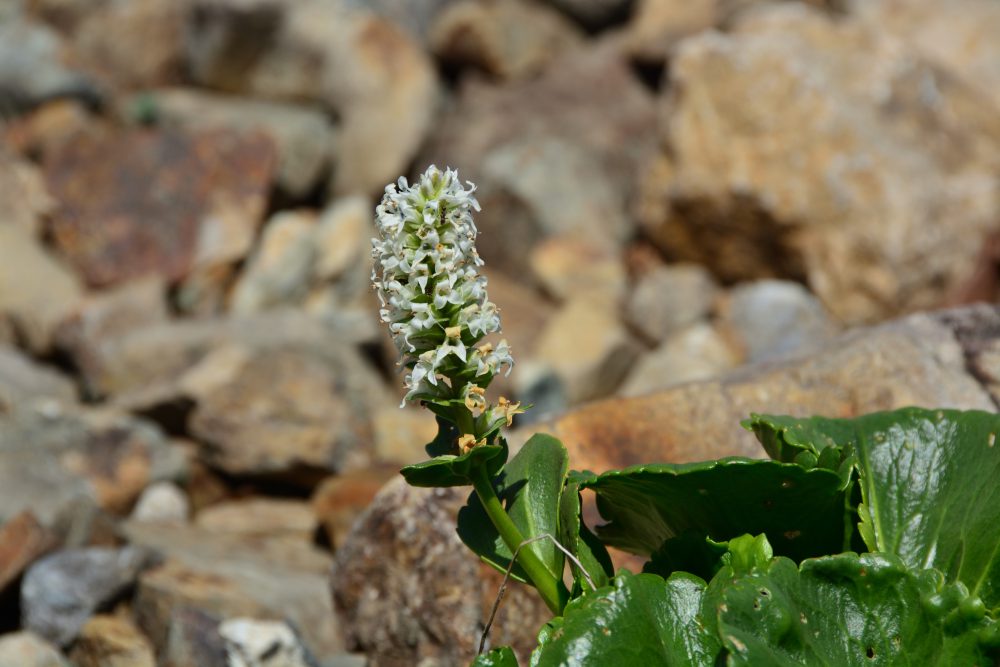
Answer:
xmin=472 ymin=408 xmax=1000 ymax=665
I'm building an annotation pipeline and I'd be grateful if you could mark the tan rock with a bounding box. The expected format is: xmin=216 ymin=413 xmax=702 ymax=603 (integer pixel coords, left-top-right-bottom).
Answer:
xmin=186 ymin=345 xmax=378 ymax=477
xmin=431 ymin=0 xmax=583 ymax=80
xmin=0 ymin=632 xmax=68 ymax=667
xmin=625 ymin=263 xmax=718 ymax=344
xmin=530 ymin=235 xmax=626 ymax=304
xmin=620 ymin=0 xmax=717 ymax=63
xmin=0 ymin=225 xmax=83 ymax=353
xmin=183 ymin=0 xmax=439 ymax=196
xmin=130 ymin=482 xmax=190 ymax=524
xmin=419 ymin=46 xmax=656 ymax=276
xmin=69 ymin=615 xmax=156 ymax=667
xmin=0 ymin=345 xmax=77 ymax=412
xmin=230 ymin=211 xmax=318 ymax=315
xmin=521 ymin=295 xmax=640 ymax=411
xmin=852 ymin=0 xmax=1000 ymax=110
xmin=640 ymin=5 xmax=1000 ymax=323
xmin=619 ymin=322 xmax=739 ymax=396
xmin=312 ymin=468 xmax=398 ymax=549
xmin=370 ymin=405 xmax=440 ymax=466
xmin=312 ymin=196 xmax=372 ymax=284
xmin=195 ymin=498 xmax=316 ymax=541
xmin=0 ymin=152 xmax=53 ymax=234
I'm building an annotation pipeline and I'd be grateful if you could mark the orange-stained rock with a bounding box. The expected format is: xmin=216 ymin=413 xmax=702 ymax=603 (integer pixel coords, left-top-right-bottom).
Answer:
xmin=311 ymin=467 xmax=398 ymax=549
xmin=0 ymin=512 xmax=56 ymax=594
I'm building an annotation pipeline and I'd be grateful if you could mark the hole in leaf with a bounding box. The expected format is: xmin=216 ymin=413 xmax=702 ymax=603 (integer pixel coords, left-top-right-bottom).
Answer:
xmin=866 ymin=647 xmax=875 ymax=659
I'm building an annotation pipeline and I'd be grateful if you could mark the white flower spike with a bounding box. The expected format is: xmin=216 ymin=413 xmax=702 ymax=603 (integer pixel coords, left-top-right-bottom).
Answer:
xmin=372 ymin=165 xmax=513 ymax=405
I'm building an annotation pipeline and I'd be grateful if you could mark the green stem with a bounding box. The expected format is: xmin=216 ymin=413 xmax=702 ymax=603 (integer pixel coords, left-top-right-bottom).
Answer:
xmin=469 ymin=465 xmax=569 ymax=615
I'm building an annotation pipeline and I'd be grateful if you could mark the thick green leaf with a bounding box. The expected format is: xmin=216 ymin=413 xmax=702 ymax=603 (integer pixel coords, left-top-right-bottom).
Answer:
xmin=559 ymin=473 xmax=613 ymax=592
xmin=471 ymin=647 xmax=519 ymax=667
xmin=717 ymin=551 xmax=1000 ymax=666
xmin=401 ymin=417 xmax=508 ymax=487
xmin=458 ymin=434 xmax=569 ymax=584
xmin=582 ymin=458 xmax=850 ymax=563
xmin=748 ymin=408 xmax=1000 ymax=609
xmin=530 ymin=570 xmax=722 ymax=666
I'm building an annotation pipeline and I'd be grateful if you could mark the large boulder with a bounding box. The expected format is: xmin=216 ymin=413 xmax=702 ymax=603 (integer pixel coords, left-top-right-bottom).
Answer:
xmin=637 ymin=5 xmax=1000 ymax=323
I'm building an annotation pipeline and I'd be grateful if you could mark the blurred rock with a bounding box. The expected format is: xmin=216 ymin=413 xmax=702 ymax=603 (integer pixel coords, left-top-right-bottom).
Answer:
xmin=130 ymin=482 xmax=190 ymax=524
xmin=542 ymin=0 xmax=632 ymax=30
xmin=520 ymin=295 xmax=640 ymax=412
xmin=369 ymin=406 xmax=439 ymax=466
xmin=186 ymin=344 xmax=378 ymax=477
xmin=183 ymin=0 xmax=438 ymax=195
xmin=311 ymin=468 xmax=397 ymax=550
xmin=431 ymin=0 xmax=583 ymax=80
xmin=529 ymin=235 xmax=626 ymax=303
xmin=420 ymin=46 xmax=656 ymax=275
xmin=0 ymin=154 xmax=52 ymax=234
xmin=0 ymin=406 xmax=183 ymax=534
xmin=0 ymin=345 xmax=76 ymax=411
xmin=88 ymin=312 xmax=377 ymax=413
xmin=0 ymin=631 xmax=68 ymax=667
xmin=639 ymin=5 xmax=1000 ymax=323
xmin=719 ymin=279 xmax=838 ymax=363
xmin=619 ymin=322 xmax=739 ymax=396
xmin=54 ymin=277 xmax=168 ymax=399
xmin=332 ymin=478 xmax=549 ymax=667
xmin=625 ymin=263 xmax=717 ymax=344
xmin=3 ymin=100 xmax=98 ymax=161
xmin=72 ymin=0 xmax=188 ymax=90
xmin=349 ymin=0 xmax=456 ymax=42
xmin=21 ymin=546 xmax=158 ymax=646
xmin=619 ymin=0 xmax=717 ymax=63
xmin=0 ymin=512 xmax=56 ymax=596
xmin=127 ymin=522 xmax=341 ymax=659
xmin=129 ymin=88 xmax=337 ymax=199
xmin=219 ymin=618 xmax=318 ymax=667
xmin=546 ymin=305 xmax=1000 ymax=473
xmin=311 ymin=196 xmax=371 ymax=284
xmin=44 ymin=127 xmax=275 ymax=288
xmin=160 ymin=606 xmax=228 ymax=667
xmin=69 ymin=615 xmax=156 ymax=667
xmin=0 ymin=16 xmax=100 ymax=113
xmin=195 ymin=498 xmax=315 ymax=542
xmin=231 ymin=211 xmax=317 ymax=315
xmin=0 ymin=225 xmax=83 ymax=353
xmin=852 ymin=0 xmax=1000 ymax=110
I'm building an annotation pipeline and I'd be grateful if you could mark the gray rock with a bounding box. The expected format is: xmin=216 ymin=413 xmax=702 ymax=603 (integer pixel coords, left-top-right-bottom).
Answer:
xmin=21 ymin=547 xmax=159 ymax=646
xmin=128 ymin=88 xmax=337 ymax=198
xmin=0 ymin=405 xmax=183 ymax=527
xmin=0 ymin=631 xmax=68 ymax=667
xmin=0 ymin=345 xmax=76 ymax=412
xmin=625 ymin=264 xmax=718 ymax=344
xmin=619 ymin=322 xmax=739 ymax=396
xmin=720 ymin=279 xmax=838 ymax=362
xmin=0 ymin=16 xmax=100 ymax=112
